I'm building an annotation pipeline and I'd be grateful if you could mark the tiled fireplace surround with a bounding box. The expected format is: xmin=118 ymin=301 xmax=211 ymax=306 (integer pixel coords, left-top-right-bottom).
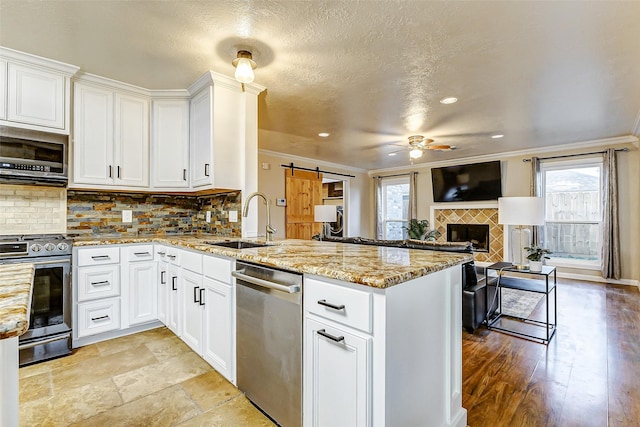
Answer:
xmin=431 ymin=203 xmax=503 ymax=264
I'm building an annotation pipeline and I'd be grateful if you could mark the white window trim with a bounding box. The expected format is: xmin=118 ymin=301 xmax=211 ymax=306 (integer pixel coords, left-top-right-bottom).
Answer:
xmin=541 ymin=157 xmax=603 ymax=269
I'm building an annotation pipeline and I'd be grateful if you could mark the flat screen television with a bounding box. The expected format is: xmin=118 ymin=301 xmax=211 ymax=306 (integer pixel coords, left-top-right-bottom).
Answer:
xmin=431 ymin=160 xmax=502 ymax=202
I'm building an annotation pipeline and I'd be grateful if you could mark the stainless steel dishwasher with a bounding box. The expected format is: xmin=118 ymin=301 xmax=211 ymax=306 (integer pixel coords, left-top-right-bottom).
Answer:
xmin=232 ymin=261 xmax=303 ymax=427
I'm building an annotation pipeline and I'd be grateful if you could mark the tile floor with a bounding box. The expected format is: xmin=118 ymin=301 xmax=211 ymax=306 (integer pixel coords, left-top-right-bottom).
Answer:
xmin=18 ymin=327 xmax=276 ymax=426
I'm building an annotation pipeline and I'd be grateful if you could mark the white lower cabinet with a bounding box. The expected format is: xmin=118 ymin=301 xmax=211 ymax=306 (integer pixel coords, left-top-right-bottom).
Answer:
xmin=166 ymin=263 xmax=182 ymax=337
xmin=182 ymin=269 xmax=204 ymax=353
xmin=127 ymin=261 xmax=157 ymax=326
xmin=77 ymin=297 xmax=121 ymax=338
xmin=202 ymin=276 xmax=234 ymax=383
xmin=305 ymin=317 xmax=371 ymax=427
xmin=157 ymin=258 xmax=168 ymax=324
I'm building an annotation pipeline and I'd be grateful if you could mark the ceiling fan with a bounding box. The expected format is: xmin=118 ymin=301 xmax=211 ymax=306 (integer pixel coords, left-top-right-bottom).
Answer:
xmin=389 ymin=135 xmax=456 ymax=160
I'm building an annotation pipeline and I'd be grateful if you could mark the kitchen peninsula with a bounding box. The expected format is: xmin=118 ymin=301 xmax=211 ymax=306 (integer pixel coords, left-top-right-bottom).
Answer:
xmin=72 ymin=235 xmax=471 ymax=427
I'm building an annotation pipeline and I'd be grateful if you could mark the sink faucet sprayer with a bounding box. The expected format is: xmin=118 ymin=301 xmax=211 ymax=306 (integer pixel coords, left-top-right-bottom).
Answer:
xmin=242 ymin=192 xmax=276 ymax=242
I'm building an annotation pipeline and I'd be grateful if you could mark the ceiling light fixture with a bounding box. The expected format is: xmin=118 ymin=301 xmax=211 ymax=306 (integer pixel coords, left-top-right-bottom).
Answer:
xmin=440 ymin=97 xmax=458 ymax=104
xmin=409 ymin=147 xmax=423 ymax=159
xmin=318 ymin=132 xmax=330 ymax=138
xmin=232 ymin=50 xmax=257 ymax=84
xmin=388 ymin=152 xmax=397 ymax=156
xmin=491 ymin=134 xmax=504 ymax=139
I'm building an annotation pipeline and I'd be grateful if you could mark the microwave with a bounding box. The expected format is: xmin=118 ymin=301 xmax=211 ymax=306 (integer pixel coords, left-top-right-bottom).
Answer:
xmin=0 ymin=126 xmax=68 ymax=186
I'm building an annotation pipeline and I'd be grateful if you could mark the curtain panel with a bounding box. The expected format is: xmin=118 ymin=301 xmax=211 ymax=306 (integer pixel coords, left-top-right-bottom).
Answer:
xmin=602 ymin=148 xmax=621 ymax=280
xmin=530 ymin=157 xmax=542 ymax=245
xmin=373 ymin=176 xmax=383 ymax=239
xmin=408 ymin=171 xmax=418 ymax=222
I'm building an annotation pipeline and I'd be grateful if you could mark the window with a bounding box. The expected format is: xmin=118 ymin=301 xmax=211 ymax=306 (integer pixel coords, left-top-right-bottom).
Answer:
xmin=381 ymin=177 xmax=410 ymax=239
xmin=541 ymin=158 xmax=602 ymax=268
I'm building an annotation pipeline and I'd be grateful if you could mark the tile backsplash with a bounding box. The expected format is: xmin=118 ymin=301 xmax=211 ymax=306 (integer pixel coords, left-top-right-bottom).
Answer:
xmin=67 ymin=190 xmax=242 ymax=236
xmin=0 ymin=184 xmax=67 ymax=235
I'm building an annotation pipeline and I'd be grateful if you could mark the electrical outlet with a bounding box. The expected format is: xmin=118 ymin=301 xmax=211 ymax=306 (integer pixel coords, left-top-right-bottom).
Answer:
xmin=205 ymin=211 xmax=212 ymax=223
xmin=228 ymin=211 xmax=238 ymax=222
xmin=122 ymin=210 xmax=133 ymax=223
xmin=276 ymin=198 xmax=286 ymax=207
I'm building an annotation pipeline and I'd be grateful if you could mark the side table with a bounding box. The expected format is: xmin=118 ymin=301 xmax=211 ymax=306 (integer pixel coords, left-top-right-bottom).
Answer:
xmin=485 ymin=262 xmax=557 ymax=344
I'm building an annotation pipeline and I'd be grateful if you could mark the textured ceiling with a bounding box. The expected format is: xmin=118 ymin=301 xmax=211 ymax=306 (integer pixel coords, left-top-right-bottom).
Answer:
xmin=1 ymin=1 xmax=639 ymax=170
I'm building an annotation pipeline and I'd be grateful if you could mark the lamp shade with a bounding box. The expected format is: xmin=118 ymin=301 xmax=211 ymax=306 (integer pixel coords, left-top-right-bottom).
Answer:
xmin=234 ymin=57 xmax=255 ymax=83
xmin=314 ymin=205 xmax=336 ymax=223
xmin=498 ymin=197 xmax=545 ymax=225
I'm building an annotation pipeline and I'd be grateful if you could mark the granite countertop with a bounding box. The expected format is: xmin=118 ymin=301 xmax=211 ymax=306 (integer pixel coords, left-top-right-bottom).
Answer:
xmin=72 ymin=235 xmax=473 ymax=289
xmin=0 ymin=263 xmax=34 ymax=339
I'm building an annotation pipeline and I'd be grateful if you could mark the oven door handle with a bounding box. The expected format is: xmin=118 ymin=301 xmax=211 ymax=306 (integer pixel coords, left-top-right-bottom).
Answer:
xmin=19 ymin=332 xmax=71 ymax=350
xmin=30 ymin=259 xmax=71 ymax=266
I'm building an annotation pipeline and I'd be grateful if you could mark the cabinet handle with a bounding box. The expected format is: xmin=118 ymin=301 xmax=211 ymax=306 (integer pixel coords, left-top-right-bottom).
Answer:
xmin=160 ymin=271 xmax=166 ymax=284
xmin=193 ymin=286 xmax=200 ymax=303
xmin=317 ymin=329 xmax=344 ymax=343
xmin=317 ymin=299 xmax=345 ymax=311
xmin=91 ymin=255 xmax=111 ymax=260
xmin=167 ymin=254 xmax=176 ymax=260
xmin=204 ymin=163 xmax=210 ymax=177
xmin=199 ymin=288 xmax=205 ymax=306
xmin=117 ymin=166 xmax=121 ymax=178
xmin=133 ymin=252 xmax=151 ymax=256
xmin=183 ymin=169 xmax=187 ymax=181
xmin=108 ymin=165 xmax=112 ymax=178
xmin=90 ymin=280 xmax=110 ymax=287
xmin=157 ymin=251 xmax=166 ymax=256
xmin=172 ymin=276 xmax=177 ymax=291
xmin=91 ymin=315 xmax=110 ymax=322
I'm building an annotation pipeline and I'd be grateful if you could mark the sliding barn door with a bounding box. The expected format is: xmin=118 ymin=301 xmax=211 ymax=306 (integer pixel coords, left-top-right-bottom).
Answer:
xmin=285 ymin=169 xmax=323 ymax=239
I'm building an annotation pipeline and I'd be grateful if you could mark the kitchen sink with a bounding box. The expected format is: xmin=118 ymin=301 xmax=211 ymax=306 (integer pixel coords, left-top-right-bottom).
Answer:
xmin=204 ymin=240 xmax=270 ymax=249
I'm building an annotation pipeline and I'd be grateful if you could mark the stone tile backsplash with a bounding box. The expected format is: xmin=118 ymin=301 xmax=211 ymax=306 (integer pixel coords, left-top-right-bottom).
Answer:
xmin=67 ymin=190 xmax=242 ymax=236
xmin=0 ymin=184 xmax=67 ymax=235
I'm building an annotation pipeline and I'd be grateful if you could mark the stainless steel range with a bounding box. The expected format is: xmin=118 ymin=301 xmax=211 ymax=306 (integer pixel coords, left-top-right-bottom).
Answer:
xmin=0 ymin=234 xmax=72 ymax=366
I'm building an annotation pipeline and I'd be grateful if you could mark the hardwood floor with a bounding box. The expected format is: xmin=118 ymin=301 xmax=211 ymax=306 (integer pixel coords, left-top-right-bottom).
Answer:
xmin=462 ymin=278 xmax=640 ymax=427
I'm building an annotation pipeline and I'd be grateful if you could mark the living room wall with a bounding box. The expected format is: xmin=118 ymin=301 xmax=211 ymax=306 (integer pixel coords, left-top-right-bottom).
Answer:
xmin=371 ymin=141 xmax=639 ymax=284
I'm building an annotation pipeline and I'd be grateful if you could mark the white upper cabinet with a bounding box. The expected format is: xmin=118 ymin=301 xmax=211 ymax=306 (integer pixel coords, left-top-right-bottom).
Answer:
xmin=151 ymin=98 xmax=190 ymax=188
xmin=189 ymin=87 xmax=214 ymax=188
xmin=0 ymin=47 xmax=79 ymax=134
xmin=72 ymin=77 xmax=149 ymax=188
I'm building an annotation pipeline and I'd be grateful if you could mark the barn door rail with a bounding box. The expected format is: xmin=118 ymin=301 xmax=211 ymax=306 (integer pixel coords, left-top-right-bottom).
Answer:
xmin=280 ymin=162 xmax=355 ymax=178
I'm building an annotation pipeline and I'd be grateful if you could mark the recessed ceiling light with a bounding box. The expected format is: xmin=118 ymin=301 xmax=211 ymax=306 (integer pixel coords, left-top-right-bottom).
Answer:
xmin=440 ymin=97 xmax=458 ymax=104
xmin=318 ymin=132 xmax=330 ymax=138
xmin=388 ymin=152 xmax=397 ymax=156
xmin=491 ymin=134 xmax=504 ymax=139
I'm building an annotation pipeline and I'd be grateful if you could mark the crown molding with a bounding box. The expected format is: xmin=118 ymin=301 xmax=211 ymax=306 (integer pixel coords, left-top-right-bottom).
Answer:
xmin=188 ymin=70 xmax=266 ymax=96
xmin=367 ymin=135 xmax=639 ymax=176
xmin=0 ymin=46 xmax=80 ymax=76
xmin=259 ymin=149 xmax=368 ymax=175
xmin=149 ymin=89 xmax=191 ymax=99
xmin=74 ymin=71 xmax=151 ymax=96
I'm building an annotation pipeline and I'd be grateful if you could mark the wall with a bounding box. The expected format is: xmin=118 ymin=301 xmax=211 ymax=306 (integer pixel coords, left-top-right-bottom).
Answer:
xmin=257 ymin=151 xmax=371 ymax=239
xmin=371 ymin=142 xmax=639 ymax=283
xmin=66 ymin=190 xmax=241 ymax=236
xmin=0 ymin=185 xmax=67 ymax=235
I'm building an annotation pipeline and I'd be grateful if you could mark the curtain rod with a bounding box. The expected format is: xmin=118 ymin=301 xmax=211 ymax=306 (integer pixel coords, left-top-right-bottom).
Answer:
xmin=372 ymin=172 xmax=418 ymax=179
xmin=522 ymin=147 xmax=629 ymax=163
xmin=280 ymin=162 xmax=355 ymax=178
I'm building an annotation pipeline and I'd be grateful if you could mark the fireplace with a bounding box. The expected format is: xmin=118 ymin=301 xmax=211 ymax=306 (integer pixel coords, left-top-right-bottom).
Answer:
xmin=447 ymin=224 xmax=490 ymax=252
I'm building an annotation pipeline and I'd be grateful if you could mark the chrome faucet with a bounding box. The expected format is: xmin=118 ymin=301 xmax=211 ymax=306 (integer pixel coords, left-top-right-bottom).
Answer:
xmin=242 ymin=192 xmax=277 ymax=242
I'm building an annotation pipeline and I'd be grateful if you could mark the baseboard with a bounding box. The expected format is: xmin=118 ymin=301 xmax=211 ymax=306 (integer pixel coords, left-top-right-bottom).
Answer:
xmin=556 ymin=271 xmax=639 ymax=288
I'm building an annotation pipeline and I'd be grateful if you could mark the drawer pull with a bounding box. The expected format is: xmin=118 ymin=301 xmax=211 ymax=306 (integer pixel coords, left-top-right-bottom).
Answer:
xmin=199 ymin=288 xmax=205 ymax=306
xmin=317 ymin=329 xmax=344 ymax=343
xmin=160 ymin=271 xmax=166 ymax=284
xmin=167 ymin=254 xmax=176 ymax=260
xmin=183 ymin=169 xmax=187 ymax=181
xmin=91 ymin=315 xmax=110 ymax=322
xmin=134 ymin=252 xmax=151 ymax=256
xmin=204 ymin=163 xmax=210 ymax=177
xmin=193 ymin=286 xmax=200 ymax=303
xmin=91 ymin=255 xmax=111 ymax=260
xmin=318 ymin=299 xmax=345 ymax=311
xmin=91 ymin=280 xmax=110 ymax=287
xmin=157 ymin=251 xmax=166 ymax=256
xmin=172 ymin=276 xmax=178 ymax=291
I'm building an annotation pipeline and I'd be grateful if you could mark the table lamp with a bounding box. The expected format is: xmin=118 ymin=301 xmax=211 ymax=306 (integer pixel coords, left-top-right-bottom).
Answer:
xmin=498 ymin=197 xmax=545 ymax=269
xmin=314 ymin=205 xmax=337 ymax=240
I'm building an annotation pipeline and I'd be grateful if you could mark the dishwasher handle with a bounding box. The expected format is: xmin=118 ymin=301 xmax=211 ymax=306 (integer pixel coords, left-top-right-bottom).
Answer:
xmin=232 ymin=269 xmax=301 ymax=294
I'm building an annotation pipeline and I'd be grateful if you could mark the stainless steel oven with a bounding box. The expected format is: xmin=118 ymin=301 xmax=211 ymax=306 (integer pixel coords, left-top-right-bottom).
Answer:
xmin=0 ymin=234 xmax=72 ymax=366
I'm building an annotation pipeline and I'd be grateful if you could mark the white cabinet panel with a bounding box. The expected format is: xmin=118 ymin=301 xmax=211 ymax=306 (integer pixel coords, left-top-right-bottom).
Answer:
xmin=0 ymin=60 xmax=6 ymax=120
xmin=77 ymin=297 xmax=121 ymax=338
xmin=157 ymin=260 xmax=168 ymax=325
xmin=305 ymin=278 xmax=372 ymax=333
xmin=128 ymin=261 xmax=157 ymax=326
xmin=189 ymin=87 xmax=213 ymax=187
xmin=76 ymin=246 xmax=120 ymax=267
xmin=7 ymin=62 xmax=65 ymax=129
xmin=202 ymin=277 xmax=234 ymax=383
xmin=167 ymin=264 xmax=182 ymax=337
xmin=151 ymin=99 xmax=189 ymax=188
xmin=182 ymin=269 xmax=204 ymax=353
xmin=114 ymin=92 xmax=149 ymax=187
xmin=77 ymin=264 xmax=120 ymax=302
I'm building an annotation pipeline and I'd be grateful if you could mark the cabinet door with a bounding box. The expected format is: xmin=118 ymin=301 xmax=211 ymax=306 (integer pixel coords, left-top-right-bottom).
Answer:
xmin=202 ymin=277 xmax=234 ymax=383
xmin=189 ymin=87 xmax=213 ymax=187
xmin=304 ymin=317 xmax=371 ymax=427
xmin=128 ymin=261 xmax=157 ymax=326
xmin=157 ymin=260 xmax=168 ymax=325
xmin=0 ymin=60 xmax=6 ymax=120
xmin=7 ymin=62 xmax=65 ymax=129
xmin=114 ymin=92 xmax=149 ymax=187
xmin=73 ymin=82 xmax=114 ymax=184
xmin=167 ymin=265 xmax=182 ymax=337
xmin=182 ymin=269 xmax=204 ymax=354
xmin=151 ymin=99 xmax=189 ymax=188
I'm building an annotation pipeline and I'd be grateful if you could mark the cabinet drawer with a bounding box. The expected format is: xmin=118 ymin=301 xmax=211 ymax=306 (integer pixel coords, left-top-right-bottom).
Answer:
xmin=166 ymin=247 xmax=181 ymax=266
xmin=77 ymin=298 xmax=121 ymax=337
xmin=127 ymin=245 xmax=154 ymax=262
xmin=203 ymin=255 xmax=232 ymax=283
xmin=181 ymin=250 xmax=202 ymax=274
xmin=155 ymin=245 xmax=168 ymax=261
xmin=305 ymin=278 xmax=372 ymax=333
xmin=77 ymin=265 xmax=120 ymax=301
xmin=77 ymin=246 xmax=120 ymax=266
